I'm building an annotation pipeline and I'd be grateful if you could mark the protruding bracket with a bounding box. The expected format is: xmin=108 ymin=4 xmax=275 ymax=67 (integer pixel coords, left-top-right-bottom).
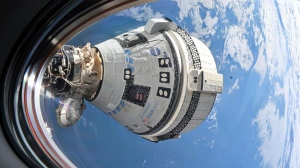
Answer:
xmin=188 ymin=69 xmax=223 ymax=93
xmin=144 ymin=18 xmax=177 ymax=34
xmin=142 ymin=136 xmax=158 ymax=142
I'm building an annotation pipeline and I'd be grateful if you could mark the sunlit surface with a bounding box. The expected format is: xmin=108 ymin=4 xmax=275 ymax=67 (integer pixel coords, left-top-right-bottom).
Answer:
xmin=27 ymin=0 xmax=300 ymax=167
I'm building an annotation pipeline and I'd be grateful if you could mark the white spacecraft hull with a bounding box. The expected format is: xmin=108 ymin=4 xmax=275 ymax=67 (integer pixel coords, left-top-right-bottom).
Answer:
xmin=43 ymin=18 xmax=222 ymax=142
xmin=89 ymin=18 xmax=223 ymax=141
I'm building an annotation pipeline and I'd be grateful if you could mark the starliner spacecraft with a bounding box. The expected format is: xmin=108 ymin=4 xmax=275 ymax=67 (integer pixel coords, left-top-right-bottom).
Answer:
xmin=43 ymin=18 xmax=223 ymax=142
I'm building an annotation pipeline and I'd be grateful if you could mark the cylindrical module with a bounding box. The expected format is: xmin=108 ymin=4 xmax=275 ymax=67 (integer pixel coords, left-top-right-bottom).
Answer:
xmin=44 ymin=18 xmax=223 ymax=142
xmin=90 ymin=18 xmax=223 ymax=142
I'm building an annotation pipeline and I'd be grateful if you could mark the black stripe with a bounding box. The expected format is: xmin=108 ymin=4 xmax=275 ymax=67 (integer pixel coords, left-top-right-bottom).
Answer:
xmin=138 ymin=32 xmax=182 ymax=135
xmin=157 ymin=27 xmax=202 ymax=141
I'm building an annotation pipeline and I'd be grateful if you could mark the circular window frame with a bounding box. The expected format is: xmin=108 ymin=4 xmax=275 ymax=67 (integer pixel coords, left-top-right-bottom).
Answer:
xmin=0 ymin=0 xmax=153 ymax=167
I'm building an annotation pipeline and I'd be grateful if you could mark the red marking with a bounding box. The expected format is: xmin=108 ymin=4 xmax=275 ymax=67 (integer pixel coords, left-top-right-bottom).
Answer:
xmin=143 ymin=118 xmax=148 ymax=122
xmin=135 ymin=93 xmax=144 ymax=101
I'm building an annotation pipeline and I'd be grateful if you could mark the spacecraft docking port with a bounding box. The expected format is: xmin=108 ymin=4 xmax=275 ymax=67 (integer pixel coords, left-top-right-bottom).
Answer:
xmin=43 ymin=18 xmax=223 ymax=142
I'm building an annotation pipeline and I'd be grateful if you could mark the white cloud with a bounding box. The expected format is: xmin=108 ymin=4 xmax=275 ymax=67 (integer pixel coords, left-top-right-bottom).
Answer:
xmin=253 ymin=1 xmax=300 ymax=165
xmin=274 ymin=82 xmax=284 ymax=96
xmin=215 ymin=0 xmax=231 ymax=8
xmin=207 ymin=107 xmax=218 ymax=130
xmin=189 ymin=32 xmax=200 ymax=38
xmin=228 ymin=78 xmax=239 ymax=94
xmin=215 ymin=94 xmax=222 ymax=104
xmin=81 ymin=117 xmax=87 ymax=127
xmin=253 ymin=68 xmax=300 ymax=167
xmin=173 ymin=0 xmax=218 ymax=40
xmin=253 ymin=101 xmax=287 ymax=168
xmin=172 ymin=0 xmax=258 ymax=73
xmin=230 ymin=65 xmax=237 ymax=72
xmin=116 ymin=5 xmax=163 ymax=22
xmin=172 ymin=0 xmax=202 ymax=21
xmin=253 ymin=0 xmax=300 ymax=167
xmin=209 ymin=140 xmax=215 ymax=149
xmin=252 ymin=0 xmax=292 ymax=84
xmin=173 ymin=0 xmax=300 ymax=167
xmin=165 ymin=159 xmax=176 ymax=167
xmin=201 ymin=0 xmax=214 ymax=9
xmin=229 ymin=0 xmax=255 ymax=27
xmin=203 ymin=11 xmax=218 ymax=34
xmin=194 ymin=137 xmax=206 ymax=144
xmin=282 ymin=68 xmax=300 ymax=168
xmin=223 ymin=26 xmax=254 ymax=71
xmin=253 ymin=42 xmax=267 ymax=85
xmin=172 ymin=0 xmax=215 ymax=21
xmin=191 ymin=9 xmax=218 ymax=38
xmin=142 ymin=160 xmax=146 ymax=167
xmin=219 ymin=0 xmax=257 ymax=72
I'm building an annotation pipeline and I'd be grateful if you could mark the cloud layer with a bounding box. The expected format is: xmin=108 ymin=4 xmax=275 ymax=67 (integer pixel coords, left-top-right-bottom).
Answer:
xmin=174 ymin=0 xmax=300 ymax=167
xmin=116 ymin=5 xmax=163 ymax=22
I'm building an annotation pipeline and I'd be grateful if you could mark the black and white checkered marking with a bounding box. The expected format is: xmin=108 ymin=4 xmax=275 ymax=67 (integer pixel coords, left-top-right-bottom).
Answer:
xmin=159 ymin=72 xmax=170 ymax=83
xmin=138 ymin=32 xmax=181 ymax=135
xmin=158 ymin=58 xmax=172 ymax=68
xmin=123 ymin=68 xmax=132 ymax=80
xmin=157 ymin=92 xmax=200 ymax=141
xmin=156 ymin=87 xmax=171 ymax=98
xmin=176 ymin=27 xmax=202 ymax=69
xmin=156 ymin=27 xmax=204 ymax=141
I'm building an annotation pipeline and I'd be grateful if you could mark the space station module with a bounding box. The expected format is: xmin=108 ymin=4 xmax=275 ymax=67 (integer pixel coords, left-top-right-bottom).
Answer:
xmin=43 ymin=18 xmax=223 ymax=142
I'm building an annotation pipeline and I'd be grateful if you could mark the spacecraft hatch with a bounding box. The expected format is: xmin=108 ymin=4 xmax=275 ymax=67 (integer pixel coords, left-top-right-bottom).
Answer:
xmin=42 ymin=18 xmax=223 ymax=142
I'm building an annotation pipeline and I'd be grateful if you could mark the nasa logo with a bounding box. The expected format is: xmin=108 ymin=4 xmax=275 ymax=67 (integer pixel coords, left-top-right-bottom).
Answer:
xmin=150 ymin=47 xmax=161 ymax=56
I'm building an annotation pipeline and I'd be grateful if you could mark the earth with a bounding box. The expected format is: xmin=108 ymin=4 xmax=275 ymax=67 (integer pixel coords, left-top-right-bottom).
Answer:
xmin=43 ymin=0 xmax=300 ymax=167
